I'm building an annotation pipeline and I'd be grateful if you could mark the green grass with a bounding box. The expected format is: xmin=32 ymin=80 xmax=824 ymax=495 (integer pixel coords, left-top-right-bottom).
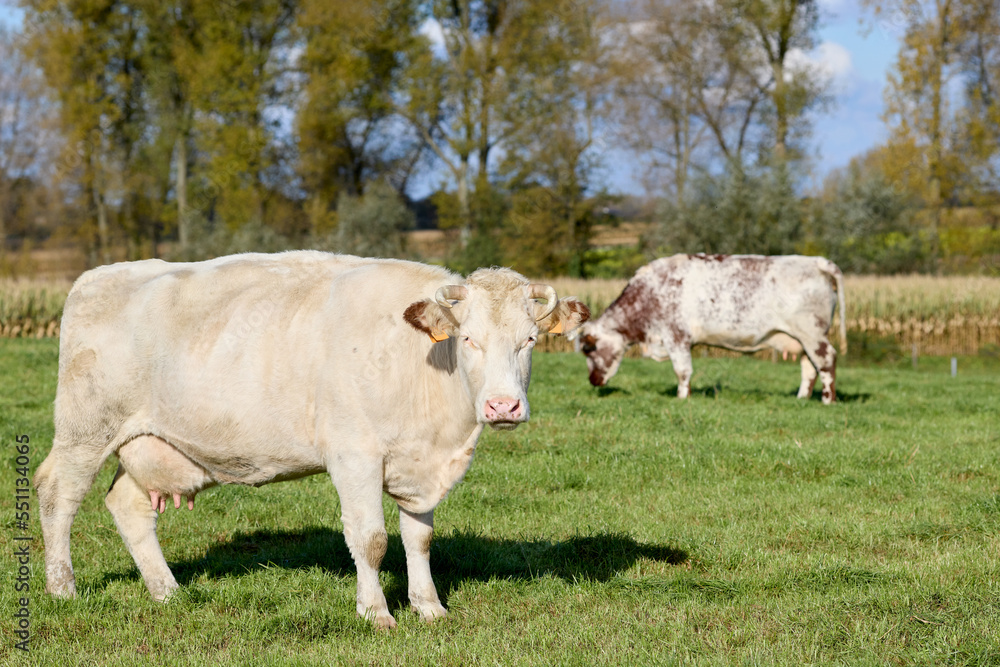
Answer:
xmin=2 ymin=338 xmax=999 ymax=665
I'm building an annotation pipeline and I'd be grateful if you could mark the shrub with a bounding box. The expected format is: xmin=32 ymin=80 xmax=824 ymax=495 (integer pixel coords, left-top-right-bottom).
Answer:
xmin=329 ymin=181 xmax=415 ymax=258
xmin=811 ymin=165 xmax=928 ymax=274
xmin=169 ymin=216 xmax=294 ymax=262
xmin=650 ymin=159 xmax=803 ymax=256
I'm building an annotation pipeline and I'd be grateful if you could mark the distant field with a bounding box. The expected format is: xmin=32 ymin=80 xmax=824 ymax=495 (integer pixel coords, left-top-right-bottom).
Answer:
xmin=2 ymin=339 xmax=998 ymax=664
xmin=2 ymin=272 xmax=999 ymax=357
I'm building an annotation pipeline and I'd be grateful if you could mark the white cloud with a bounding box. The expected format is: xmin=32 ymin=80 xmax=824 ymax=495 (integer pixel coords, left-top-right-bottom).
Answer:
xmin=419 ymin=18 xmax=446 ymax=55
xmin=786 ymin=41 xmax=854 ymax=92
xmin=815 ymin=42 xmax=854 ymax=85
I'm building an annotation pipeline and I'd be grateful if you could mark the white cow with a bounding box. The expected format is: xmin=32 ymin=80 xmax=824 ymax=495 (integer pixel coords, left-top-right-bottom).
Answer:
xmin=35 ymin=252 xmax=589 ymax=628
xmin=579 ymin=254 xmax=846 ymax=403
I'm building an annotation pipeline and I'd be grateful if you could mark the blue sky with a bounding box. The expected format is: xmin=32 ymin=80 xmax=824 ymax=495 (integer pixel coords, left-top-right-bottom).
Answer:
xmin=808 ymin=0 xmax=899 ymax=180
xmin=0 ymin=2 xmax=20 ymax=27
xmin=1 ymin=0 xmax=901 ymax=196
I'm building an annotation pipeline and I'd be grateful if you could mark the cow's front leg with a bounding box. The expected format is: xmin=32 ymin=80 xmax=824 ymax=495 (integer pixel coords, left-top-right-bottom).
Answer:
xmin=331 ymin=462 xmax=394 ymax=629
xmin=400 ymin=508 xmax=447 ymax=622
xmin=667 ymin=347 xmax=693 ymax=399
xmin=797 ymin=354 xmax=818 ymax=399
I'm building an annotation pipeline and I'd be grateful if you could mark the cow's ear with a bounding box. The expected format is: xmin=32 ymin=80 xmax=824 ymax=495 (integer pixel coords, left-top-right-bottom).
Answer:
xmin=538 ymin=297 xmax=590 ymax=336
xmin=404 ymin=299 xmax=459 ymax=342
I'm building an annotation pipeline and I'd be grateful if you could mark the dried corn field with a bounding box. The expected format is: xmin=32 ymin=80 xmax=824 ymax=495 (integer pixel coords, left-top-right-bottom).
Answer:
xmin=0 ymin=279 xmax=69 ymax=339
xmin=1 ymin=275 xmax=998 ymax=357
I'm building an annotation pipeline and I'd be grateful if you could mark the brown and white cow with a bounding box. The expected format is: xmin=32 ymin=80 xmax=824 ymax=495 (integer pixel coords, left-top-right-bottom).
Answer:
xmin=35 ymin=252 xmax=589 ymax=628
xmin=578 ymin=254 xmax=846 ymax=403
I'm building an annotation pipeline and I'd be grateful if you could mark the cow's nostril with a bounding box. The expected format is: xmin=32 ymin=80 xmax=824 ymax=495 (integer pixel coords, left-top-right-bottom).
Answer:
xmin=485 ymin=397 xmax=523 ymax=421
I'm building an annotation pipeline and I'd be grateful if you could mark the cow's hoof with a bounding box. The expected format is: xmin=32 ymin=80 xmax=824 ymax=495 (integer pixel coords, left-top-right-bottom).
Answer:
xmin=148 ymin=579 xmax=179 ymax=602
xmin=414 ymin=602 xmax=448 ymax=622
xmin=373 ymin=613 xmax=397 ymax=630
xmin=46 ymin=563 xmax=77 ymax=598
xmin=47 ymin=586 xmax=76 ymax=600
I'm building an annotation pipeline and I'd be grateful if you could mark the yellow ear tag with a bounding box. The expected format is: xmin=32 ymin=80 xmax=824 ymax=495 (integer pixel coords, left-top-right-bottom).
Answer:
xmin=548 ymin=320 xmax=564 ymax=335
xmin=429 ymin=329 xmax=450 ymax=343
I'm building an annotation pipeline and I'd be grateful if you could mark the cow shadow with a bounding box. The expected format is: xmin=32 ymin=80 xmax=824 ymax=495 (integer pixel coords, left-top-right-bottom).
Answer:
xmin=98 ymin=528 xmax=686 ymax=612
xmin=594 ymin=386 xmax=629 ymax=397
xmin=663 ymin=383 xmax=871 ymax=403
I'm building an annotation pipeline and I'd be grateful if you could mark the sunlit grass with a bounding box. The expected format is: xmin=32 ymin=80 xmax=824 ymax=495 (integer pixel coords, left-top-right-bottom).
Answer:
xmin=2 ymin=339 xmax=998 ymax=664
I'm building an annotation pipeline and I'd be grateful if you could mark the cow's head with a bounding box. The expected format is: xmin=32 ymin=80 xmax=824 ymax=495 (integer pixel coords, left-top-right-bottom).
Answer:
xmin=405 ymin=268 xmax=589 ymax=430
xmin=577 ymin=321 xmax=627 ymax=387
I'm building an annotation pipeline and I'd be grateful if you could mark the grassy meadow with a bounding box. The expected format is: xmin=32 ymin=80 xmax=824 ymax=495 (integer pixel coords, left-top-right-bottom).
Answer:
xmin=1 ymin=338 xmax=999 ymax=664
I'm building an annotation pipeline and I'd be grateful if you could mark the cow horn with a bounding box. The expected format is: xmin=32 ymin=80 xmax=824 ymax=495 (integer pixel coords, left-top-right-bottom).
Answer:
xmin=435 ymin=285 xmax=468 ymax=308
xmin=529 ymin=284 xmax=558 ymax=321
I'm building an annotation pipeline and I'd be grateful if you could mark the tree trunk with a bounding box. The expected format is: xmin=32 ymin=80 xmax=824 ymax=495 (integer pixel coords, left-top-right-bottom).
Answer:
xmin=927 ymin=0 xmax=952 ymax=269
xmin=772 ymin=29 xmax=788 ymax=160
xmin=176 ymin=133 xmax=189 ymax=251
xmin=95 ymin=187 xmax=111 ymax=266
xmin=457 ymin=157 xmax=471 ymax=245
xmin=0 ymin=200 xmax=6 ymax=257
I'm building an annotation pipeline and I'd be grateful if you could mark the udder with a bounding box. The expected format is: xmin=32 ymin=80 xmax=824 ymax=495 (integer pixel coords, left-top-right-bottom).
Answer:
xmin=117 ymin=435 xmax=216 ymax=513
xmin=766 ymin=332 xmax=803 ymax=361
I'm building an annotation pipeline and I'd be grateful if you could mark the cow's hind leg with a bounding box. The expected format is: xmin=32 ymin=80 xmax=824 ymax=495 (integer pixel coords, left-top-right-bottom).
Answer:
xmin=108 ymin=435 xmax=215 ymax=599
xmin=400 ymin=508 xmax=446 ymax=622
xmin=797 ymin=354 xmax=818 ymax=399
xmin=667 ymin=347 xmax=694 ymax=399
xmin=802 ymin=338 xmax=837 ymax=404
xmin=35 ymin=443 xmax=109 ymax=598
xmin=331 ymin=459 xmax=395 ymax=629
xmin=105 ymin=464 xmax=178 ymax=601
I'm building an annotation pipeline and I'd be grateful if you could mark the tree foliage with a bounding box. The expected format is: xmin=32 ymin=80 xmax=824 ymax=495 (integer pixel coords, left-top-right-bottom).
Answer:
xmin=332 ymin=180 xmax=416 ymax=258
xmin=650 ymin=158 xmax=803 ymax=256
xmin=0 ymin=24 xmax=59 ymax=268
xmin=6 ymin=0 xmax=998 ymax=277
xmin=613 ymin=0 xmax=828 ymax=202
xmin=810 ymin=162 xmax=927 ymax=274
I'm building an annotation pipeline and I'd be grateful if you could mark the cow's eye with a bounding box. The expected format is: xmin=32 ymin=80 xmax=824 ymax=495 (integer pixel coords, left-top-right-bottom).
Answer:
xmin=462 ymin=336 xmax=480 ymax=350
xmin=522 ymin=336 xmax=537 ymax=349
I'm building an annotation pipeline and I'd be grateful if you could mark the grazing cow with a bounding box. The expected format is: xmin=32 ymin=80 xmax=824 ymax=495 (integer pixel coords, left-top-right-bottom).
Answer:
xmin=35 ymin=252 xmax=589 ymax=628
xmin=578 ymin=254 xmax=846 ymax=404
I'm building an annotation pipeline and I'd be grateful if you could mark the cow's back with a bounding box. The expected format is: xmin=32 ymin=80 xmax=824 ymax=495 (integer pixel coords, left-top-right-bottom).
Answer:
xmin=55 ymin=253 xmax=460 ymax=459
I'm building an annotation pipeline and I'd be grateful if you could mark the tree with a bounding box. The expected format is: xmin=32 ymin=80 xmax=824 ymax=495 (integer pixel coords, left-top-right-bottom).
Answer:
xmin=811 ymin=160 xmax=926 ymax=274
xmin=296 ymin=0 xmax=425 ymax=233
xmin=613 ymin=0 xmax=828 ymax=200
xmin=611 ymin=1 xmax=712 ymax=202
xmin=135 ymin=0 xmax=200 ymax=252
xmin=740 ymin=0 xmax=827 ymax=160
xmin=23 ymin=0 xmax=303 ymax=263
xmin=956 ymin=0 xmax=1000 ymax=203
xmin=401 ymin=0 xmax=585 ymax=239
xmin=651 ymin=157 xmax=804 ymax=256
xmin=498 ymin=0 xmax=612 ymax=276
xmin=23 ymin=0 xmax=156 ymax=264
xmin=0 ymin=25 xmax=57 ymax=255
xmin=333 ymin=180 xmax=415 ymax=258
xmin=181 ymin=0 xmax=298 ymax=231
xmin=863 ymin=0 xmax=1000 ymax=268
xmin=877 ymin=0 xmax=963 ymax=246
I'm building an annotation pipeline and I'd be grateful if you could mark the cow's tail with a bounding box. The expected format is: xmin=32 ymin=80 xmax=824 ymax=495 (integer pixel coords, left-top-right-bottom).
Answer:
xmin=820 ymin=259 xmax=847 ymax=356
